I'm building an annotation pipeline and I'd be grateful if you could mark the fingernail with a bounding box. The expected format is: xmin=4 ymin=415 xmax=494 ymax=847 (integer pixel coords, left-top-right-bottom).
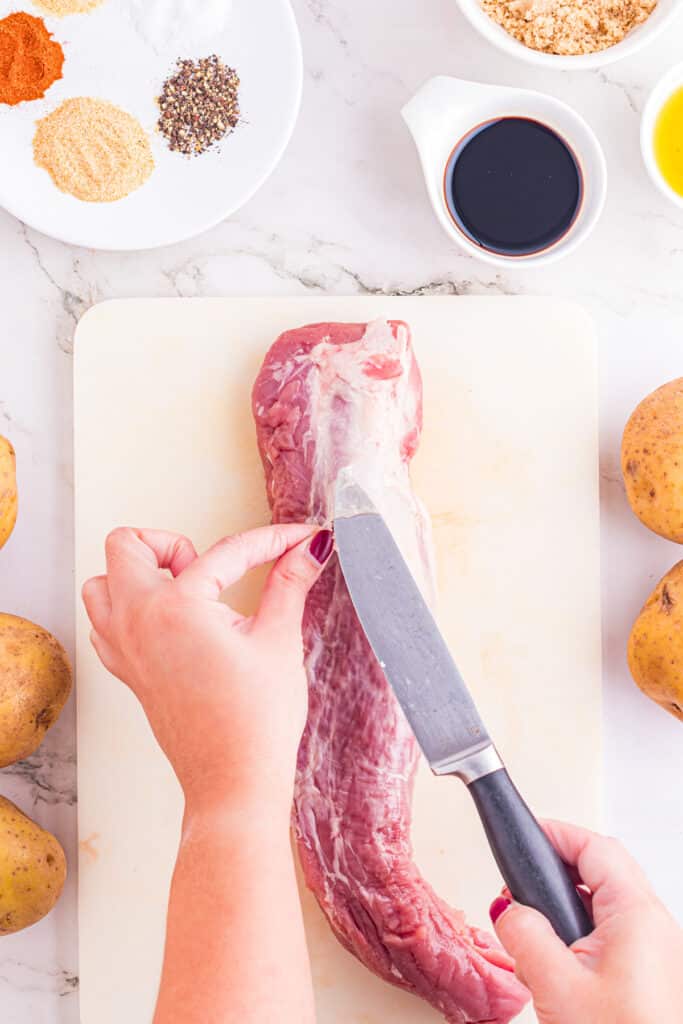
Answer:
xmin=489 ymin=896 xmax=511 ymax=925
xmin=309 ymin=529 xmax=334 ymax=565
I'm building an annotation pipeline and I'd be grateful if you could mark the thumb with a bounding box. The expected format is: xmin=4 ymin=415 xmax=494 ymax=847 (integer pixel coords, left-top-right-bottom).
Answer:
xmin=255 ymin=528 xmax=334 ymax=633
xmin=491 ymin=898 xmax=582 ymax=995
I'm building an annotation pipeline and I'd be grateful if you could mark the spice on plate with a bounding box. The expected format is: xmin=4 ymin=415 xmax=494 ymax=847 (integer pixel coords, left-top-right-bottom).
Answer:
xmin=32 ymin=0 xmax=105 ymax=14
xmin=157 ymin=55 xmax=240 ymax=157
xmin=0 ymin=12 xmax=64 ymax=106
xmin=126 ymin=0 xmax=233 ymax=55
xmin=33 ymin=97 xmax=155 ymax=203
xmin=480 ymin=0 xmax=657 ymax=55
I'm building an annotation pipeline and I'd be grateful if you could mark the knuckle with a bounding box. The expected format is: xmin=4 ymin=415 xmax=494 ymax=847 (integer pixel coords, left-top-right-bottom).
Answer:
xmin=601 ymin=835 xmax=630 ymax=863
xmin=271 ymin=525 xmax=295 ymax=551
xmin=217 ymin=532 xmax=247 ymax=558
xmin=140 ymin=589 xmax=185 ymax=631
xmin=135 ymin=588 xmax=164 ymax=622
xmin=105 ymin=526 xmax=135 ymax=555
xmin=277 ymin=562 xmax=309 ymax=590
xmin=115 ymin=589 xmax=152 ymax=631
xmin=172 ymin=535 xmax=193 ymax=558
xmin=112 ymin=591 xmax=175 ymax=661
xmin=501 ymin=904 xmax=539 ymax=939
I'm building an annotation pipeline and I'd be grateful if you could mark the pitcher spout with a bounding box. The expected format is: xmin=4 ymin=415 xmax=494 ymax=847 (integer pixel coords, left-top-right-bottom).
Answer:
xmin=401 ymin=76 xmax=480 ymax=154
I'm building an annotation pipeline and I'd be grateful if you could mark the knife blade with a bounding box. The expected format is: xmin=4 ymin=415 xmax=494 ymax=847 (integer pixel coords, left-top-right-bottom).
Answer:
xmin=333 ymin=469 xmax=593 ymax=946
xmin=334 ymin=473 xmax=497 ymax=781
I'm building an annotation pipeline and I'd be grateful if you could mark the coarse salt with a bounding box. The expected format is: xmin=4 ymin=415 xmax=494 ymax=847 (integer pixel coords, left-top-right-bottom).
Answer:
xmin=126 ymin=0 xmax=233 ymax=55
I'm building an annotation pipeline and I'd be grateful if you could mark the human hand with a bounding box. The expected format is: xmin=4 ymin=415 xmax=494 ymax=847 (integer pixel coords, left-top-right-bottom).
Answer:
xmin=489 ymin=821 xmax=683 ymax=1024
xmin=82 ymin=524 xmax=334 ymax=816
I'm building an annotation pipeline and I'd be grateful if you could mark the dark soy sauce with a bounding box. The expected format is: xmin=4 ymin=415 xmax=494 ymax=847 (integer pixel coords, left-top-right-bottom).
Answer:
xmin=445 ymin=118 xmax=582 ymax=257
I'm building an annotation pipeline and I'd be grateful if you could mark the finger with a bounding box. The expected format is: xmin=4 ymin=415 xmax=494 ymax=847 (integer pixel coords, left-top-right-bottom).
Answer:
xmin=490 ymin=899 xmax=582 ymax=994
xmin=105 ymin=528 xmax=198 ymax=599
xmin=577 ymin=885 xmax=594 ymax=922
xmin=499 ymin=881 xmax=592 ymax=921
xmin=90 ymin=629 xmax=123 ymax=680
xmin=177 ymin=523 xmax=317 ymax=600
xmin=82 ymin=575 xmax=112 ymax=636
xmin=540 ymin=820 xmax=652 ymax=915
xmin=136 ymin=529 xmax=198 ymax=576
xmin=255 ymin=529 xmax=335 ymax=634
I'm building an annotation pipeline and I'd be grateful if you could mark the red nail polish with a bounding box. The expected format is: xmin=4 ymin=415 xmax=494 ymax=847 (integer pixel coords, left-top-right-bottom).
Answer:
xmin=489 ymin=896 xmax=511 ymax=925
xmin=310 ymin=529 xmax=334 ymax=565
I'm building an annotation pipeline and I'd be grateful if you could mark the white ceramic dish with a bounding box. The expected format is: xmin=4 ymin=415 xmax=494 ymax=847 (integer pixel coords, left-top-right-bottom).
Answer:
xmin=402 ymin=76 xmax=608 ymax=269
xmin=641 ymin=62 xmax=683 ymax=209
xmin=0 ymin=0 xmax=302 ymax=251
xmin=454 ymin=0 xmax=682 ymax=70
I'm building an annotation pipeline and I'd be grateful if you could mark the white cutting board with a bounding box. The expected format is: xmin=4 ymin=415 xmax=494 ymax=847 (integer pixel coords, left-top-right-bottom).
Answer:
xmin=74 ymin=297 xmax=602 ymax=1024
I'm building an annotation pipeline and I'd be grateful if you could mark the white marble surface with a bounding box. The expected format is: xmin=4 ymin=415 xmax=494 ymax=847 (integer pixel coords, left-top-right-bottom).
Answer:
xmin=1 ymin=0 xmax=683 ymax=1019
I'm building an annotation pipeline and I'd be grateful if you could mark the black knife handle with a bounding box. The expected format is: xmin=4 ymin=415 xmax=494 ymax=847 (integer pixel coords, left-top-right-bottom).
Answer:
xmin=468 ymin=768 xmax=593 ymax=946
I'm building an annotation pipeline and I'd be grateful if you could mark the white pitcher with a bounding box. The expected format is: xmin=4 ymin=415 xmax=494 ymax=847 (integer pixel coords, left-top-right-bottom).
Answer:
xmin=402 ymin=76 xmax=608 ymax=268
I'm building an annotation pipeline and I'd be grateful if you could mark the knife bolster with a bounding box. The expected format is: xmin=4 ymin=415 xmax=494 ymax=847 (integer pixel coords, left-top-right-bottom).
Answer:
xmin=434 ymin=743 xmax=503 ymax=784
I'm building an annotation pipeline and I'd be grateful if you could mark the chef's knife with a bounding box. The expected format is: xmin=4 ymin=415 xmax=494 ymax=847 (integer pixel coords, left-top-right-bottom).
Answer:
xmin=333 ymin=472 xmax=593 ymax=946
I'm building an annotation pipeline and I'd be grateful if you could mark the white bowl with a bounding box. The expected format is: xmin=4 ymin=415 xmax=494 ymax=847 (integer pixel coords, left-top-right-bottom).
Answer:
xmin=403 ymin=76 xmax=608 ymax=268
xmin=641 ymin=62 xmax=683 ymax=208
xmin=455 ymin=0 xmax=682 ymax=70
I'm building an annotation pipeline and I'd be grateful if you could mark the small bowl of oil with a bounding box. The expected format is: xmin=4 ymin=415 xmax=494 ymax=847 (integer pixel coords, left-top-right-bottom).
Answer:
xmin=642 ymin=64 xmax=683 ymax=208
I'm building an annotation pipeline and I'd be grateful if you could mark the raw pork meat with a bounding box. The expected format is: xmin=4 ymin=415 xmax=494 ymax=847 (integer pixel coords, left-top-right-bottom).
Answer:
xmin=252 ymin=320 xmax=529 ymax=1024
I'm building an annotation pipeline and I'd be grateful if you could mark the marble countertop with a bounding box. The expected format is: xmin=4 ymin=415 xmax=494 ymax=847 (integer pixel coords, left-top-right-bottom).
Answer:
xmin=1 ymin=0 xmax=683 ymax=1020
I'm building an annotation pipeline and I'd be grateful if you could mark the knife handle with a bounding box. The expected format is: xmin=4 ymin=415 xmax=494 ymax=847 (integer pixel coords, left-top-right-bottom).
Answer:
xmin=468 ymin=767 xmax=593 ymax=946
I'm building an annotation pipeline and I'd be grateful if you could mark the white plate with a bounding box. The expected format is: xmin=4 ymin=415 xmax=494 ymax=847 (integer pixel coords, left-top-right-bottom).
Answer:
xmin=455 ymin=0 xmax=682 ymax=70
xmin=0 ymin=0 xmax=302 ymax=250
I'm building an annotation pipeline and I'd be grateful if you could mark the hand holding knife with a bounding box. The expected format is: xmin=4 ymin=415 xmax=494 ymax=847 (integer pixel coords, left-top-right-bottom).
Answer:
xmin=333 ymin=471 xmax=593 ymax=947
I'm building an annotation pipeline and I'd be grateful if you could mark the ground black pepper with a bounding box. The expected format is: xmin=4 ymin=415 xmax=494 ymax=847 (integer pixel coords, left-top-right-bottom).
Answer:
xmin=157 ymin=55 xmax=240 ymax=157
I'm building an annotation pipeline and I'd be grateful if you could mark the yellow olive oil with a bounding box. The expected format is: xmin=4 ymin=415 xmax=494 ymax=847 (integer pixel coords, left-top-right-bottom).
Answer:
xmin=654 ymin=87 xmax=683 ymax=197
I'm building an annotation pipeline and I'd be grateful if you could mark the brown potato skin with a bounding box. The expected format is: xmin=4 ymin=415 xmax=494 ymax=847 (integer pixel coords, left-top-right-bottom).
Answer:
xmin=628 ymin=561 xmax=683 ymax=723
xmin=0 ymin=437 xmax=17 ymax=550
xmin=0 ymin=614 xmax=73 ymax=769
xmin=622 ymin=378 xmax=683 ymax=542
xmin=0 ymin=795 xmax=66 ymax=935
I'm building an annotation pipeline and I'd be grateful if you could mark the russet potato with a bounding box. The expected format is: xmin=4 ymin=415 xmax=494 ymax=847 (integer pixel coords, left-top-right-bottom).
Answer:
xmin=0 ymin=795 xmax=66 ymax=935
xmin=628 ymin=561 xmax=683 ymax=723
xmin=0 ymin=436 xmax=17 ymax=550
xmin=0 ymin=614 xmax=72 ymax=768
xmin=622 ymin=378 xmax=683 ymax=542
